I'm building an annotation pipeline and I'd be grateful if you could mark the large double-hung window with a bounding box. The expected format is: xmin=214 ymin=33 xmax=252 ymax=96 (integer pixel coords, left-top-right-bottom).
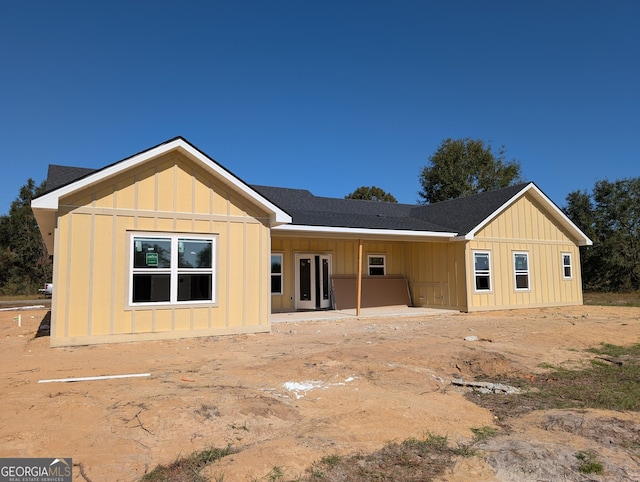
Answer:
xmin=130 ymin=233 xmax=216 ymax=305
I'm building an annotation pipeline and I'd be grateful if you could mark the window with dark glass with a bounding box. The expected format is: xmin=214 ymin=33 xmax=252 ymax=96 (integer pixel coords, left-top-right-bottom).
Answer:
xmin=473 ymin=252 xmax=491 ymax=291
xmin=562 ymin=253 xmax=572 ymax=279
xmin=514 ymin=252 xmax=530 ymax=290
xmin=368 ymin=255 xmax=386 ymax=276
xmin=271 ymin=254 xmax=283 ymax=294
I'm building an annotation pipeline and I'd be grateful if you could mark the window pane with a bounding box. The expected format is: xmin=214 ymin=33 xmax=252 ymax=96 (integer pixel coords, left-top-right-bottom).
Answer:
xmin=476 ymin=275 xmax=490 ymax=291
xmin=516 ymin=274 xmax=529 ymax=289
xmin=369 ymin=256 xmax=385 ymax=266
xmin=369 ymin=267 xmax=385 ymax=276
xmin=134 ymin=238 xmax=171 ymax=268
xmin=514 ymin=254 xmax=528 ymax=270
xmin=563 ymin=254 xmax=571 ymax=266
xmin=564 ymin=266 xmax=572 ymax=277
xmin=271 ymin=275 xmax=282 ymax=294
xmin=177 ymin=274 xmax=212 ymax=301
xmin=299 ymin=258 xmax=311 ymax=301
xmin=178 ymin=239 xmax=212 ymax=268
xmin=271 ymin=255 xmax=282 ymax=274
xmin=132 ymin=274 xmax=171 ymax=302
xmin=474 ymin=253 xmax=489 ymax=271
xmin=322 ymin=258 xmax=329 ymax=300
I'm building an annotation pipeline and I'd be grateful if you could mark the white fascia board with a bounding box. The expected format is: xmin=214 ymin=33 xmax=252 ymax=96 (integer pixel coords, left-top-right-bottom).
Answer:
xmin=177 ymin=141 xmax=291 ymax=225
xmin=30 ymin=138 xmax=292 ymax=225
xmin=527 ymin=184 xmax=593 ymax=246
xmin=463 ymin=183 xmax=593 ymax=246
xmin=273 ymin=224 xmax=458 ymax=241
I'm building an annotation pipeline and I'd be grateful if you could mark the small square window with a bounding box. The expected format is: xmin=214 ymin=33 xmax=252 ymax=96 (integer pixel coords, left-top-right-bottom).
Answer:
xmin=368 ymin=255 xmax=386 ymax=276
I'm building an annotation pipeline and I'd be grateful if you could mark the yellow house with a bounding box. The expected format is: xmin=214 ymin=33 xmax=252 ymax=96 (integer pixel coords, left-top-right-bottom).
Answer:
xmin=32 ymin=137 xmax=592 ymax=346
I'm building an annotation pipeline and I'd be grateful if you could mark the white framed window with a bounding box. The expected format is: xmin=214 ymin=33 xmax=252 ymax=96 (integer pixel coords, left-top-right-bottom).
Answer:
xmin=473 ymin=251 xmax=491 ymax=291
xmin=129 ymin=233 xmax=216 ymax=306
xmin=271 ymin=253 xmax=283 ymax=294
xmin=368 ymin=255 xmax=386 ymax=276
xmin=513 ymin=252 xmax=530 ymax=291
xmin=562 ymin=253 xmax=573 ymax=279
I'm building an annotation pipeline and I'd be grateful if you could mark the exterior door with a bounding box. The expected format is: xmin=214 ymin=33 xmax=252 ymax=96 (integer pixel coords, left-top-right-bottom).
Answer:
xmin=295 ymin=254 xmax=332 ymax=310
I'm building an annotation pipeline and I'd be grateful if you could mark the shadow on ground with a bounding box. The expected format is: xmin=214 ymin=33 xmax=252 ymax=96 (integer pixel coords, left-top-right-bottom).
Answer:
xmin=34 ymin=311 xmax=51 ymax=338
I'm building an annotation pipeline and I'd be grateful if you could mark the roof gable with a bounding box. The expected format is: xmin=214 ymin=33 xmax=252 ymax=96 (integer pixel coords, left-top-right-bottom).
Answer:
xmin=32 ymin=137 xmax=291 ymax=225
xmin=411 ymin=182 xmax=592 ymax=246
xmin=464 ymin=183 xmax=592 ymax=245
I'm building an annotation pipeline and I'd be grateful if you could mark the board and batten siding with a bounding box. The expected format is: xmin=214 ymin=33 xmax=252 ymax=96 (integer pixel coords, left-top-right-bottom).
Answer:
xmin=50 ymin=152 xmax=271 ymax=346
xmin=466 ymin=193 xmax=583 ymax=311
xmin=270 ymin=236 xmax=467 ymax=312
xmin=404 ymin=241 xmax=466 ymax=310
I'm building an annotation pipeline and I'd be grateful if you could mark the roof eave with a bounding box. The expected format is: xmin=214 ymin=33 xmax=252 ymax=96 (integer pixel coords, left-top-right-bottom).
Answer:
xmin=272 ymin=224 xmax=457 ymax=241
xmin=31 ymin=207 xmax=56 ymax=254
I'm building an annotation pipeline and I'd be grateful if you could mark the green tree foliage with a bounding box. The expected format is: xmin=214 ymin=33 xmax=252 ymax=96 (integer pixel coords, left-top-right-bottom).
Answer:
xmin=564 ymin=178 xmax=640 ymax=292
xmin=0 ymin=179 xmax=52 ymax=295
xmin=418 ymin=138 xmax=522 ymax=204
xmin=345 ymin=186 xmax=398 ymax=203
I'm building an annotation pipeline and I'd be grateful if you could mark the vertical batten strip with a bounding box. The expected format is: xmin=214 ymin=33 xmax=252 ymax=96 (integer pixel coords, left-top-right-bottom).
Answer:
xmin=209 ymin=181 xmax=214 ymax=329
xmin=225 ymin=191 xmax=231 ymax=327
xmin=243 ymin=219 xmax=247 ymax=326
xmin=134 ymin=174 xmax=139 ymax=224
xmin=110 ymin=187 xmax=117 ymax=335
xmin=263 ymin=223 xmax=268 ymax=326
xmin=153 ymin=166 xmax=158 ymax=230
xmin=191 ymin=169 xmax=196 ymax=232
xmin=64 ymin=214 xmax=73 ymax=338
xmin=50 ymin=227 xmax=61 ymax=341
xmin=87 ymin=206 xmax=95 ymax=335
xmin=173 ymin=162 xmax=177 ymax=232
xmin=133 ymin=174 xmax=138 ymax=334
xmin=192 ymin=168 xmax=196 ymax=214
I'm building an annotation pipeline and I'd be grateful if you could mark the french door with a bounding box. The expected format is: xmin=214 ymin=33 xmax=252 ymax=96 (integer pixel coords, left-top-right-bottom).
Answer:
xmin=295 ymin=254 xmax=332 ymax=310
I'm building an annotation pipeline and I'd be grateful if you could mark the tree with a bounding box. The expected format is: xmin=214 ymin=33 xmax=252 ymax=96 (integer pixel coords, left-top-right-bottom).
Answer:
xmin=564 ymin=178 xmax=640 ymax=292
xmin=345 ymin=186 xmax=397 ymax=203
xmin=0 ymin=178 xmax=52 ymax=295
xmin=418 ymin=138 xmax=522 ymax=204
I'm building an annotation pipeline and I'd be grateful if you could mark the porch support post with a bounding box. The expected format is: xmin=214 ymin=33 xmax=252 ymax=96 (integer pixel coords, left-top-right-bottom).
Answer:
xmin=356 ymin=238 xmax=363 ymax=316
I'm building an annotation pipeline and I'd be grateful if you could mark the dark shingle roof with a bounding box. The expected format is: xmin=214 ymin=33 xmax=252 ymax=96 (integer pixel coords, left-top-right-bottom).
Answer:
xmin=252 ymin=184 xmax=533 ymax=235
xmin=410 ymin=182 xmax=531 ymax=235
xmin=251 ymin=185 xmax=455 ymax=232
xmin=43 ymin=165 xmax=97 ymax=193
xmin=43 ymin=164 xmax=531 ymax=236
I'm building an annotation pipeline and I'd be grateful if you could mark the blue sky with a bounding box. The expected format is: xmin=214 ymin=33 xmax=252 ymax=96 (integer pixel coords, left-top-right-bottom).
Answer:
xmin=1 ymin=1 xmax=638 ymax=214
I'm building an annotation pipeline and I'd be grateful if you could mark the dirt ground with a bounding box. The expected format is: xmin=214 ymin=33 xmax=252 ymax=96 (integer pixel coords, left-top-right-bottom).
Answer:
xmin=0 ymin=305 xmax=638 ymax=481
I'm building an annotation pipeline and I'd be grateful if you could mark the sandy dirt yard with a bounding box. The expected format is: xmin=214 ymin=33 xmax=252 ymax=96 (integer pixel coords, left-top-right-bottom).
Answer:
xmin=0 ymin=305 xmax=639 ymax=481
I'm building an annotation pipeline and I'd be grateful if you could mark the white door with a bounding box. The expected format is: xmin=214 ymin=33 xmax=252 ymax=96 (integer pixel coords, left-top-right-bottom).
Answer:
xmin=295 ymin=254 xmax=332 ymax=310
